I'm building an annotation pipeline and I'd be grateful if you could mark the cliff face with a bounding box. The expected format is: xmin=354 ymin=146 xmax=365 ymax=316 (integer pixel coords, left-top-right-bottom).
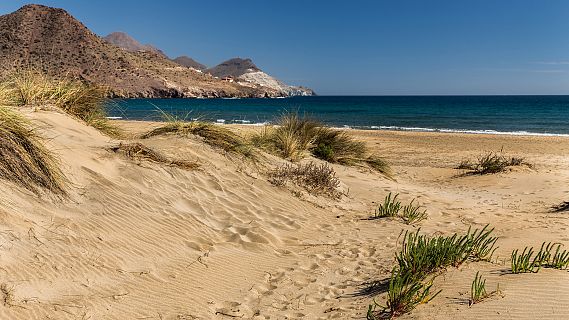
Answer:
xmin=0 ymin=5 xmax=284 ymax=98
xmin=207 ymin=58 xmax=315 ymax=97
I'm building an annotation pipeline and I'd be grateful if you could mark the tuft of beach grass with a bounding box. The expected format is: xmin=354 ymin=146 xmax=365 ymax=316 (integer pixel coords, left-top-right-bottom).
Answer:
xmin=367 ymin=225 xmax=498 ymax=318
xmin=457 ymin=151 xmax=529 ymax=175
xmin=141 ymin=110 xmax=255 ymax=159
xmin=0 ymin=69 xmax=120 ymax=137
xmin=252 ymin=112 xmax=391 ymax=176
xmin=108 ymin=142 xmax=199 ymax=170
xmin=0 ymin=106 xmax=66 ymax=194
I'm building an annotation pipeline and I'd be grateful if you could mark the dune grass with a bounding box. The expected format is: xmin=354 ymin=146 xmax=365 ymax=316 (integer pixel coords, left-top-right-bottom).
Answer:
xmin=141 ymin=112 xmax=255 ymax=159
xmin=371 ymin=193 xmax=428 ymax=224
xmin=268 ymin=162 xmax=342 ymax=199
xmin=251 ymin=113 xmax=391 ymax=176
xmin=400 ymin=200 xmax=428 ymax=225
xmin=0 ymin=70 xmax=120 ymax=136
xmin=109 ymin=142 xmax=199 ymax=170
xmin=469 ymin=271 xmax=488 ymax=305
xmin=368 ymin=268 xmax=440 ymax=319
xmin=367 ymin=225 xmax=498 ymax=318
xmin=457 ymin=151 xmax=528 ymax=174
xmin=373 ymin=192 xmax=402 ymax=218
xmin=0 ymin=106 xmax=65 ymax=194
xmin=511 ymin=242 xmax=569 ymax=273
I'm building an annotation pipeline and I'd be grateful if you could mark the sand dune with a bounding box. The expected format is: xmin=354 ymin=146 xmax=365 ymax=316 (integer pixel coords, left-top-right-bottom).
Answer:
xmin=0 ymin=110 xmax=567 ymax=319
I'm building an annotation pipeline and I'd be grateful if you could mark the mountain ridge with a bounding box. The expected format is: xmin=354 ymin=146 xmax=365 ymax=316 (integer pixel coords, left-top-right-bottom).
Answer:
xmin=103 ymin=31 xmax=167 ymax=57
xmin=0 ymin=4 xmax=314 ymax=98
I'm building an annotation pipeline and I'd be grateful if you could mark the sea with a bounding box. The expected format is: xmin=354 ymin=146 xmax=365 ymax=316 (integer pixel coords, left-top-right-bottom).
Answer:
xmin=105 ymin=96 xmax=569 ymax=136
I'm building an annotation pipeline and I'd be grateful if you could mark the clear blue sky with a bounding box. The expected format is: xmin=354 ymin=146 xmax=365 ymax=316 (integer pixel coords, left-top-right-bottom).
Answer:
xmin=1 ymin=1 xmax=568 ymax=95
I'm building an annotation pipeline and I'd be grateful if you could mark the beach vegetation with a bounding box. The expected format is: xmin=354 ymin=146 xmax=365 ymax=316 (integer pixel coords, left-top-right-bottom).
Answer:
xmin=108 ymin=142 xmax=199 ymax=170
xmin=268 ymin=161 xmax=342 ymax=198
xmin=0 ymin=69 xmax=120 ymax=136
xmin=367 ymin=225 xmax=497 ymax=318
xmin=400 ymin=200 xmax=428 ymax=225
xmin=396 ymin=225 xmax=498 ymax=276
xmin=371 ymin=194 xmax=428 ymax=224
xmin=457 ymin=151 xmax=528 ymax=174
xmin=373 ymin=192 xmax=402 ymax=218
xmin=0 ymin=106 xmax=65 ymax=194
xmin=469 ymin=271 xmax=488 ymax=305
xmin=251 ymin=112 xmax=391 ymax=175
xmin=552 ymin=201 xmax=569 ymax=212
xmin=141 ymin=111 xmax=255 ymax=159
xmin=511 ymin=242 xmax=569 ymax=273
xmin=367 ymin=268 xmax=440 ymax=319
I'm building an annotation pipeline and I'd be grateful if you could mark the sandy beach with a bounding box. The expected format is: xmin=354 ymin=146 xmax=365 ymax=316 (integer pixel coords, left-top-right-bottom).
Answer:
xmin=0 ymin=111 xmax=568 ymax=319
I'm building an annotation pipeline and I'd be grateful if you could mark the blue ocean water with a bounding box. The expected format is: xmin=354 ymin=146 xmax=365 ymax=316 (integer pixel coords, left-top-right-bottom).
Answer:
xmin=106 ymin=96 xmax=569 ymax=136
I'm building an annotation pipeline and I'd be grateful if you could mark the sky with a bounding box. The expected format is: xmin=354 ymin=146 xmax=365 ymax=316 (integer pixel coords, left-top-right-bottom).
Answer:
xmin=1 ymin=0 xmax=568 ymax=95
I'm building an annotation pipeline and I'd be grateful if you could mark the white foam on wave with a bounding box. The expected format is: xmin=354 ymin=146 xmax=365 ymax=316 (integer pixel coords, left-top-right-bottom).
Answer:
xmin=359 ymin=125 xmax=569 ymax=137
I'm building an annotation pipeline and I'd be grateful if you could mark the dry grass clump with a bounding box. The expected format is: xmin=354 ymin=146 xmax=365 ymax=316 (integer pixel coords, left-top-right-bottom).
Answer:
xmin=457 ymin=151 xmax=528 ymax=174
xmin=0 ymin=70 xmax=119 ymax=136
xmin=552 ymin=201 xmax=569 ymax=212
xmin=0 ymin=106 xmax=65 ymax=194
xmin=142 ymin=117 xmax=255 ymax=159
xmin=268 ymin=162 xmax=343 ymax=198
xmin=0 ymin=283 xmax=16 ymax=307
xmin=252 ymin=113 xmax=391 ymax=176
xmin=109 ymin=142 xmax=199 ymax=170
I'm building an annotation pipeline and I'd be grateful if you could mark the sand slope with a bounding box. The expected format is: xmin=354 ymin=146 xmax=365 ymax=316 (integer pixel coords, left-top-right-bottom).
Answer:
xmin=0 ymin=111 xmax=567 ymax=319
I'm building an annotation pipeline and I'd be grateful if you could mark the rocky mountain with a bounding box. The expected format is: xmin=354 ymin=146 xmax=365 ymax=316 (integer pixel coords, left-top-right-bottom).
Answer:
xmin=0 ymin=4 xmax=287 ymax=98
xmin=207 ymin=58 xmax=260 ymax=78
xmin=207 ymin=58 xmax=315 ymax=96
xmin=103 ymin=31 xmax=166 ymax=57
xmin=172 ymin=56 xmax=207 ymax=71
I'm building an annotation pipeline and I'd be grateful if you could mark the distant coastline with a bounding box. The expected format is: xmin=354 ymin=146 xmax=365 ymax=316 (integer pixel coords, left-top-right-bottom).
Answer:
xmin=105 ymin=95 xmax=569 ymax=136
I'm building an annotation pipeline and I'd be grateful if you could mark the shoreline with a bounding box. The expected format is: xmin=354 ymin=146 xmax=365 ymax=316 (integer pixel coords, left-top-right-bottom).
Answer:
xmin=111 ymin=118 xmax=569 ymax=138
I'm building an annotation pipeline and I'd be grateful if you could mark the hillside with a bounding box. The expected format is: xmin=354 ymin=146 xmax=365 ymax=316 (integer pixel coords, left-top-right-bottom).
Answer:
xmin=103 ymin=31 xmax=167 ymax=57
xmin=208 ymin=58 xmax=315 ymax=96
xmin=0 ymin=4 xmax=283 ymax=98
xmin=172 ymin=55 xmax=207 ymax=71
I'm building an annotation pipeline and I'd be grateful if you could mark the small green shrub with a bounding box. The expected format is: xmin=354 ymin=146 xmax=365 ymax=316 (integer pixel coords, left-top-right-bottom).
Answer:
xmin=400 ymin=200 xmax=427 ymax=225
xmin=373 ymin=192 xmax=401 ymax=218
xmin=367 ymin=268 xmax=440 ymax=319
xmin=469 ymin=271 xmax=487 ymax=305
xmin=313 ymin=143 xmax=334 ymax=162
xmin=511 ymin=247 xmax=541 ymax=274
xmin=512 ymin=242 xmax=569 ymax=273
xmin=548 ymin=244 xmax=569 ymax=269
xmin=396 ymin=225 xmax=498 ymax=277
xmin=368 ymin=226 xmax=496 ymax=318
